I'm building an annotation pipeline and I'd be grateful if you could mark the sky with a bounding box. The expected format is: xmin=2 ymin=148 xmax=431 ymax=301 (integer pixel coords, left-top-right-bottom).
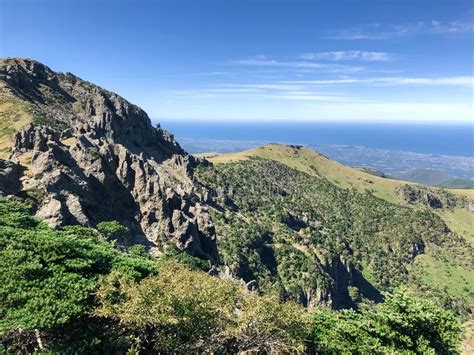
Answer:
xmin=1 ymin=0 xmax=473 ymax=123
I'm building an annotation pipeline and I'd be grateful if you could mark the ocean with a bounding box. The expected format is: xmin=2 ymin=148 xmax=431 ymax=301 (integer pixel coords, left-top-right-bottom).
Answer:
xmin=158 ymin=120 xmax=474 ymax=179
xmin=159 ymin=121 xmax=473 ymax=157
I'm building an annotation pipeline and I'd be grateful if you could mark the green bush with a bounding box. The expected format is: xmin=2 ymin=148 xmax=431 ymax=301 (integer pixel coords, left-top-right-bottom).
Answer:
xmin=97 ymin=220 xmax=128 ymax=239
xmin=95 ymin=261 xmax=309 ymax=353
xmin=0 ymin=197 xmax=155 ymax=352
xmin=311 ymin=287 xmax=461 ymax=354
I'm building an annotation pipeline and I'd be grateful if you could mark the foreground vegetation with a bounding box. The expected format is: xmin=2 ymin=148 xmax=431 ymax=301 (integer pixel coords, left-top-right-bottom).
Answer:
xmin=0 ymin=197 xmax=462 ymax=353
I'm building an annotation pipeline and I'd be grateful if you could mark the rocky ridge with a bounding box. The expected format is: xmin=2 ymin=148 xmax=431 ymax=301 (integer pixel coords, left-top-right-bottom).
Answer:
xmin=0 ymin=58 xmax=218 ymax=263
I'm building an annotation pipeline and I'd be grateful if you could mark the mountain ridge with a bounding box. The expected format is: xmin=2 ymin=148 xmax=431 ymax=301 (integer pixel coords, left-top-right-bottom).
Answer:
xmin=395 ymin=168 xmax=474 ymax=189
xmin=0 ymin=57 xmax=219 ymax=262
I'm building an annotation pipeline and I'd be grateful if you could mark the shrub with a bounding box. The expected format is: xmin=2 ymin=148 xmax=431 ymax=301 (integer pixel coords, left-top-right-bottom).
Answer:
xmin=311 ymin=287 xmax=461 ymax=354
xmin=0 ymin=197 xmax=155 ymax=352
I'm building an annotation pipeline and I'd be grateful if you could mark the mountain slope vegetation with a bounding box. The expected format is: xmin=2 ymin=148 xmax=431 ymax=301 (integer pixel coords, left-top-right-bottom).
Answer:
xmin=202 ymin=144 xmax=474 ymax=243
xmin=199 ymin=145 xmax=474 ymax=315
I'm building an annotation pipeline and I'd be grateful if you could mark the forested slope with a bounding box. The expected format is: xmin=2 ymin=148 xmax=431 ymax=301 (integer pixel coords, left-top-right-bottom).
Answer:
xmin=198 ymin=145 xmax=474 ymax=315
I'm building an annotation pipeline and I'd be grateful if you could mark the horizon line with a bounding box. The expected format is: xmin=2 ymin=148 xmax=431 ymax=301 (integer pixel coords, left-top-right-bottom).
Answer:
xmin=154 ymin=118 xmax=474 ymax=125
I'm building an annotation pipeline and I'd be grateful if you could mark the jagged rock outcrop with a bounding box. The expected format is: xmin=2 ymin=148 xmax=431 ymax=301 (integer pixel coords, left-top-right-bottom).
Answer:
xmin=0 ymin=159 xmax=23 ymax=195
xmin=0 ymin=58 xmax=218 ymax=263
xmin=397 ymin=184 xmax=462 ymax=209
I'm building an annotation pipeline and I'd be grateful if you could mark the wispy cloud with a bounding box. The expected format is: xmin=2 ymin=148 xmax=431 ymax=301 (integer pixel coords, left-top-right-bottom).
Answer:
xmin=303 ymin=102 xmax=473 ymax=123
xmin=301 ymin=51 xmax=391 ymax=62
xmin=326 ymin=20 xmax=474 ymax=40
xmin=154 ymin=78 xmax=472 ymax=122
xmin=159 ymin=75 xmax=472 ymax=106
xmin=230 ymin=55 xmax=364 ymax=73
xmin=190 ymin=71 xmax=237 ymax=77
xmin=218 ymin=83 xmax=307 ymax=91
xmin=161 ymin=84 xmax=361 ymax=103
xmin=163 ymin=88 xmax=265 ymax=96
xmin=259 ymin=92 xmax=368 ymax=102
xmin=283 ymin=76 xmax=474 ymax=86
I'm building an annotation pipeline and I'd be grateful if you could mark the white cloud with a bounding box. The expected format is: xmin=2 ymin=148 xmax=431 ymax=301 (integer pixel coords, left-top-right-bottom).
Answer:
xmin=260 ymin=92 xmax=367 ymax=102
xmin=303 ymin=102 xmax=473 ymax=122
xmin=161 ymin=85 xmax=360 ymax=103
xmin=154 ymin=73 xmax=472 ymax=122
xmin=283 ymin=76 xmax=474 ymax=86
xmin=218 ymin=83 xmax=307 ymax=91
xmin=162 ymin=88 xmax=265 ymax=97
xmin=325 ymin=21 xmax=474 ymax=40
xmin=230 ymin=56 xmax=364 ymax=73
xmin=429 ymin=20 xmax=474 ymax=34
xmin=190 ymin=71 xmax=237 ymax=77
xmin=301 ymin=51 xmax=391 ymax=62
xmin=159 ymin=75 xmax=473 ymax=107
xmin=152 ymin=100 xmax=473 ymax=123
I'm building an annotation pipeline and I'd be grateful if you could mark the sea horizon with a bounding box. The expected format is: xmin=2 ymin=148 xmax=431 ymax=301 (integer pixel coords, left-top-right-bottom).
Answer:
xmin=158 ymin=120 xmax=474 ymax=158
xmin=158 ymin=120 xmax=474 ymax=180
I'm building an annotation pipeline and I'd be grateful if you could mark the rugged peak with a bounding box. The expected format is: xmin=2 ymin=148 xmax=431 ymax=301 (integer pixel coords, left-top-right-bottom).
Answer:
xmin=0 ymin=58 xmax=218 ymax=263
xmin=1 ymin=57 xmax=58 ymax=101
xmin=1 ymin=57 xmax=187 ymax=159
xmin=0 ymin=57 xmax=54 ymax=73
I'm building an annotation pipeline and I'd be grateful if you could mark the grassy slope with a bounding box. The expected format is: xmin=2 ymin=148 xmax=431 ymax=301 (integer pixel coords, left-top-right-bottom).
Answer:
xmin=201 ymin=144 xmax=473 ymax=238
xmin=200 ymin=144 xmax=474 ymax=317
xmin=200 ymin=145 xmax=410 ymax=204
xmin=0 ymin=91 xmax=34 ymax=159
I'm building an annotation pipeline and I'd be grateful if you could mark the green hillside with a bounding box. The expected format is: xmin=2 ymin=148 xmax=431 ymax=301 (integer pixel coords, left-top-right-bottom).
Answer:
xmin=440 ymin=179 xmax=474 ymax=189
xmin=395 ymin=168 xmax=474 ymax=189
xmin=198 ymin=144 xmax=474 ymax=316
xmin=201 ymin=144 xmax=474 ymax=243
xmin=396 ymin=168 xmax=453 ymax=186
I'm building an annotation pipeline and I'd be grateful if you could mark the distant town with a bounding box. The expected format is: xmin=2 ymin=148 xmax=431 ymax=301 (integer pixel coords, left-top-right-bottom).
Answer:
xmin=178 ymin=137 xmax=474 ymax=181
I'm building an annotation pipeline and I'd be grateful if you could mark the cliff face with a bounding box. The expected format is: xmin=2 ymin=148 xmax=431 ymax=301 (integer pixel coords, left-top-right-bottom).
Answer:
xmin=0 ymin=58 xmax=218 ymax=263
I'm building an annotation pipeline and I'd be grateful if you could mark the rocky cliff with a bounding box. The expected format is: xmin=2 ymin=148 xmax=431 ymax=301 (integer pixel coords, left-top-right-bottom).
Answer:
xmin=0 ymin=58 xmax=218 ymax=263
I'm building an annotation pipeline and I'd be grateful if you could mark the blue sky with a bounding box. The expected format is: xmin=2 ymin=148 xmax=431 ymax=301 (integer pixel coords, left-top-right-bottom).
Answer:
xmin=1 ymin=0 xmax=473 ymax=122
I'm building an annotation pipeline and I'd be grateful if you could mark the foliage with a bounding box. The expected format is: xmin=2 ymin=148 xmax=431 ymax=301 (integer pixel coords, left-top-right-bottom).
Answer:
xmin=95 ymin=261 xmax=309 ymax=353
xmin=231 ymin=293 xmax=310 ymax=353
xmin=97 ymin=220 xmax=129 ymax=239
xmin=96 ymin=262 xmax=236 ymax=352
xmin=0 ymin=197 xmax=155 ymax=352
xmin=160 ymin=246 xmax=211 ymax=271
xmin=0 ymin=196 xmax=463 ymax=353
xmin=311 ymin=287 xmax=461 ymax=354
xmin=128 ymin=244 xmax=148 ymax=257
